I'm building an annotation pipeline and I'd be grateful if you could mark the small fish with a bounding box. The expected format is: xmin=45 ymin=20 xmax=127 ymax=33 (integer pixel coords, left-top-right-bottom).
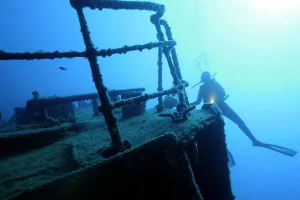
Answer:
xmin=59 ymin=66 xmax=67 ymax=71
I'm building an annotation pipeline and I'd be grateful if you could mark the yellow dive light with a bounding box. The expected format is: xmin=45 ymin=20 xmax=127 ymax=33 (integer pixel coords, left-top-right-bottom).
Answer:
xmin=209 ymin=97 xmax=215 ymax=104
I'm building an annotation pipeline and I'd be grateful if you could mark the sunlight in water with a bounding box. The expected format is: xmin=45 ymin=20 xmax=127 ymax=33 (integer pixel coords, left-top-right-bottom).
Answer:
xmin=250 ymin=0 xmax=300 ymax=14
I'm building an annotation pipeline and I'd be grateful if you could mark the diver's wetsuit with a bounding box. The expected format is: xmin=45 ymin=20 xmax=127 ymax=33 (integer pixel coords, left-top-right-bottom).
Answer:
xmin=191 ymin=79 xmax=258 ymax=144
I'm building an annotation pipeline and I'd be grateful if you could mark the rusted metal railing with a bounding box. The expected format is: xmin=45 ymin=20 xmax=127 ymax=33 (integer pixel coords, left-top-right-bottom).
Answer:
xmin=156 ymin=46 xmax=164 ymax=112
xmin=0 ymin=0 xmax=189 ymax=156
xmin=160 ymin=19 xmax=190 ymax=106
xmin=150 ymin=14 xmax=188 ymax=107
xmin=0 ymin=41 xmax=175 ymax=60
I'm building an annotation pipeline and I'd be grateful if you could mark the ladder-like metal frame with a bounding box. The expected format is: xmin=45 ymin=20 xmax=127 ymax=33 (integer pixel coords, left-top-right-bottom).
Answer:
xmin=0 ymin=0 xmax=190 ymax=156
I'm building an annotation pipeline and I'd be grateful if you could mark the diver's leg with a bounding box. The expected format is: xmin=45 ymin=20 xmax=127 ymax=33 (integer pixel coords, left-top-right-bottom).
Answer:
xmin=218 ymin=104 xmax=297 ymax=156
xmin=219 ymin=103 xmax=261 ymax=145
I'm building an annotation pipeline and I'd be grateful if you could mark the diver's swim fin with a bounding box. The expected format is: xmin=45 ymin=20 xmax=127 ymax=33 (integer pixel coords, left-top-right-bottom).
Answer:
xmin=227 ymin=150 xmax=236 ymax=167
xmin=255 ymin=142 xmax=298 ymax=157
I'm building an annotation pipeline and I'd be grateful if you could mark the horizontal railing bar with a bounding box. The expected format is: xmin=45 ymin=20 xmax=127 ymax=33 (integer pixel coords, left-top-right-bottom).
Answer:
xmin=26 ymin=88 xmax=145 ymax=111
xmin=0 ymin=41 xmax=175 ymax=61
xmin=70 ymin=0 xmax=164 ymax=16
xmin=107 ymin=82 xmax=189 ymax=110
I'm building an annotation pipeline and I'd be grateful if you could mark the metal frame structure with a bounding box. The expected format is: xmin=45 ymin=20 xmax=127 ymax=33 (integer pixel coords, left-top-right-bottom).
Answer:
xmin=0 ymin=0 xmax=190 ymax=155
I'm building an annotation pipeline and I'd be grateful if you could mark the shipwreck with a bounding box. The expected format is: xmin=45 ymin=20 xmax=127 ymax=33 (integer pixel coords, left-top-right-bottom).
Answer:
xmin=0 ymin=1 xmax=235 ymax=200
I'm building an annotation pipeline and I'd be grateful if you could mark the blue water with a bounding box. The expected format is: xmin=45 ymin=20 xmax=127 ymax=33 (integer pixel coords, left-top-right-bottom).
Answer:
xmin=0 ymin=0 xmax=299 ymax=199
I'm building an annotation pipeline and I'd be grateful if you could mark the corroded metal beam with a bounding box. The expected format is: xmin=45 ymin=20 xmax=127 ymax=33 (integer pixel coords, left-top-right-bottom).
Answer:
xmin=107 ymin=82 xmax=188 ymax=110
xmin=75 ymin=7 xmax=123 ymax=148
xmin=160 ymin=19 xmax=190 ymax=106
xmin=150 ymin=14 xmax=187 ymax=106
xmin=160 ymin=19 xmax=182 ymax=80
xmin=0 ymin=41 xmax=175 ymax=60
xmin=156 ymin=46 xmax=164 ymax=112
xmin=70 ymin=0 xmax=165 ymax=16
xmin=26 ymin=88 xmax=145 ymax=111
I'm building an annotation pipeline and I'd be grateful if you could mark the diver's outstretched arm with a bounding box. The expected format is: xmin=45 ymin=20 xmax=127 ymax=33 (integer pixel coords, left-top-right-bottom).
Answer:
xmin=190 ymin=88 xmax=203 ymax=106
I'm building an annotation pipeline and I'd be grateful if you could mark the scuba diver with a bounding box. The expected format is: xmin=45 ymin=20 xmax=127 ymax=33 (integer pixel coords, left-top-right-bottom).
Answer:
xmin=190 ymin=71 xmax=297 ymax=157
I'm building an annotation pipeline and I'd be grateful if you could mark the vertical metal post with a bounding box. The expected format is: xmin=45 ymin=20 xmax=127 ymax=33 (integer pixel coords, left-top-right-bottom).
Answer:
xmin=160 ymin=19 xmax=189 ymax=106
xmin=75 ymin=8 xmax=123 ymax=148
xmin=156 ymin=46 xmax=164 ymax=112
xmin=159 ymin=20 xmax=182 ymax=80
xmin=150 ymin=15 xmax=187 ymax=106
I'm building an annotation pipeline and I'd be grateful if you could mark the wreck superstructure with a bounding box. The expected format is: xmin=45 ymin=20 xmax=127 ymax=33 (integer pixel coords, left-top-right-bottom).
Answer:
xmin=0 ymin=1 xmax=234 ymax=199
